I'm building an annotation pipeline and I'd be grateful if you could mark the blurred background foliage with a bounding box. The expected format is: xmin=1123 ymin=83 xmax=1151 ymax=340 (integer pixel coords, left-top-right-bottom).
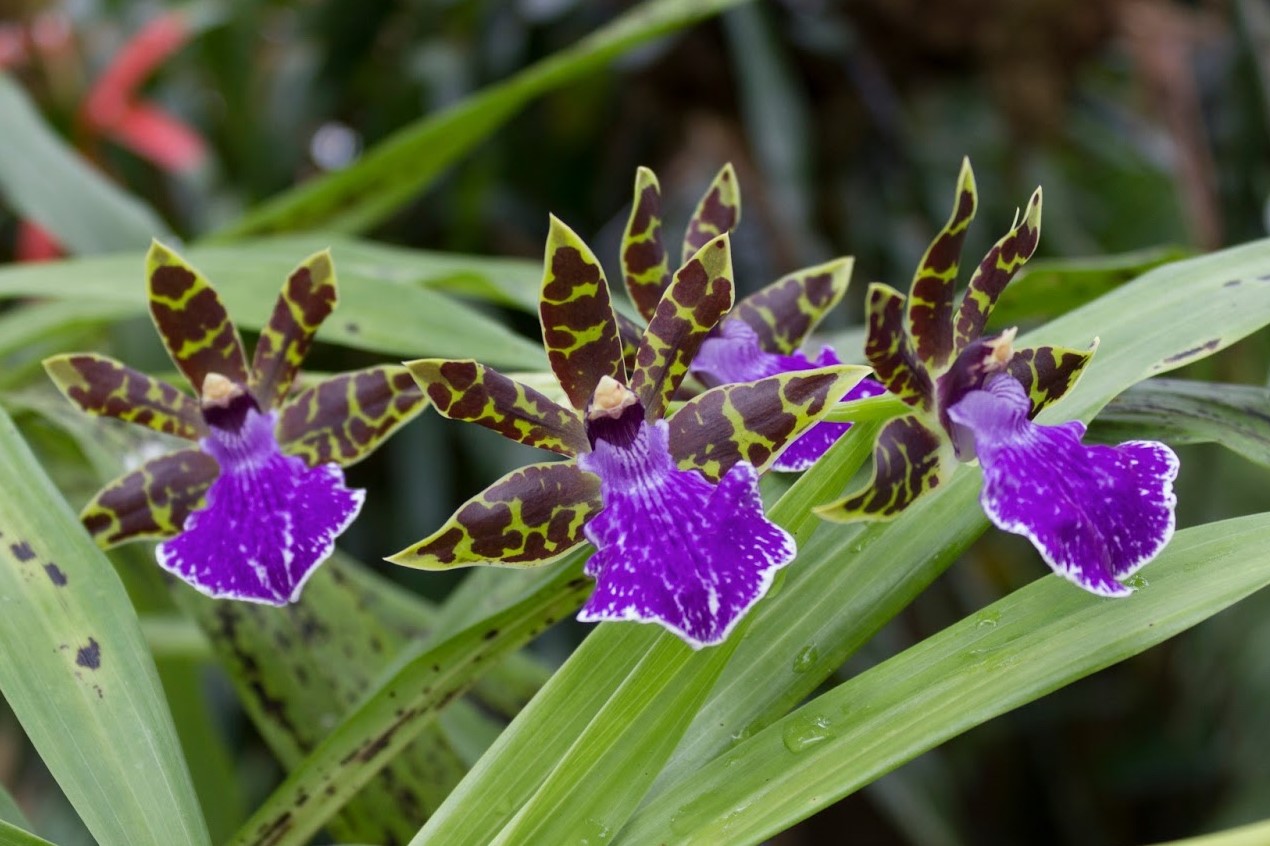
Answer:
xmin=1 ymin=0 xmax=1269 ymax=844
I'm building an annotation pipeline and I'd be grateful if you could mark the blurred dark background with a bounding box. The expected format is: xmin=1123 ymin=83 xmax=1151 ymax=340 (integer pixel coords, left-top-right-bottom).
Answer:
xmin=3 ymin=0 xmax=1270 ymax=843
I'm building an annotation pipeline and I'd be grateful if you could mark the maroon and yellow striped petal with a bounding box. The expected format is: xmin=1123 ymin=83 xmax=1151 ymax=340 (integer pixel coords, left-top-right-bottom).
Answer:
xmin=815 ymin=415 xmax=951 ymax=521
xmin=81 ymin=448 xmax=219 ymax=548
xmin=667 ymin=364 xmax=870 ymax=481
xmin=630 ymin=234 xmax=735 ymax=419
xmin=953 ymin=188 xmax=1044 ymax=350
xmin=621 ymin=166 xmax=671 ymax=323
xmin=386 ymin=461 xmax=600 ymax=569
xmin=405 ymin=359 xmax=586 ymax=457
xmin=147 ymin=241 xmax=250 ymax=392
xmin=865 ymin=283 xmax=934 ymax=410
xmin=907 ymin=158 xmax=977 ymax=369
xmin=1007 ymin=341 xmax=1097 ymax=418
xmin=682 ymin=163 xmax=740 ymax=264
xmin=730 ymin=257 xmax=854 ymax=355
xmin=44 ymin=353 xmax=206 ymax=440
xmin=539 ymin=216 xmax=625 ymax=411
xmin=277 ymin=365 xmax=428 ymax=468
xmin=250 ymin=249 xmax=338 ymax=409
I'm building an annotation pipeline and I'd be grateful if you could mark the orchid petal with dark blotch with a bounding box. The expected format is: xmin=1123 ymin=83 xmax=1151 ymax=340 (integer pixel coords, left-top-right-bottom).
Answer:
xmin=1006 ymin=342 xmax=1098 ymax=417
xmin=250 ymin=249 xmax=338 ymax=408
xmin=404 ymin=359 xmax=587 ymax=456
xmin=629 ymin=234 xmax=734 ymax=419
xmin=621 ymin=166 xmax=671 ymax=322
xmin=157 ymin=399 xmax=363 ymax=604
xmin=278 ymin=365 xmax=429 ymax=468
xmin=864 ymin=283 xmax=934 ymax=409
xmin=45 ymin=353 xmax=206 ymax=440
xmin=682 ymin=163 xmax=740 ymax=263
xmin=816 ymin=415 xmax=950 ymax=521
xmin=772 ymin=378 xmax=888 ymax=472
xmin=147 ymin=241 xmax=250 ymax=391
xmin=668 ymin=364 xmax=870 ymax=481
xmin=387 ymin=462 xmax=600 ymax=568
xmin=578 ymin=416 xmax=793 ymax=649
xmin=952 ymin=188 xmax=1043 ymax=350
xmin=81 ymin=448 xmax=219 ymax=547
xmin=729 ymin=257 xmax=853 ymax=355
xmin=539 ymin=216 xmax=626 ymax=411
xmin=907 ymin=158 xmax=977 ymax=368
xmin=947 ymin=376 xmax=1178 ymax=596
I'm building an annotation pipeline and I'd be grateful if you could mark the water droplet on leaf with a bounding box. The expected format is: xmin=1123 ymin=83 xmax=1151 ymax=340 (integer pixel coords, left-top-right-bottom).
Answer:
xmin=792 ymin=645 xmax=819 ymax=673
xmin=782 ymin=713 xmax=836 ymax=753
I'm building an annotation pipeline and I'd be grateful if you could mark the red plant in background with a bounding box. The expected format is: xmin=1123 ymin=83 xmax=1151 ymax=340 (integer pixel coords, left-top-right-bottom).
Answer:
xmin=6 ymin=10 xmax=207 ymax=261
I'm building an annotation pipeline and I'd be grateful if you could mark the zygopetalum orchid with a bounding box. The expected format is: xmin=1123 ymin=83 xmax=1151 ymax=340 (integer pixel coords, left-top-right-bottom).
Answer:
xmin=44 ymin=243 xmax=427 ymax=604
xmin=389 ymin=217 xmax=868 ymax=648
xmin=616 ymin=164 xmax=885 ymax=471
xmin=817 ymin=160 xmax=1179 ymax=597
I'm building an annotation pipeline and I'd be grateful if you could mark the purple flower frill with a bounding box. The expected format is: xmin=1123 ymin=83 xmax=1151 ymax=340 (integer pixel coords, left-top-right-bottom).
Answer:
xmin=947 ymin=375 xmax=1179 ymax=597
xmin=577 ymin=410 xmax=795 ymax=649
xmin=692 ymin=320 xmax=886 ymax=472
xmin=156 ymin=395 xmax=364 ymax=605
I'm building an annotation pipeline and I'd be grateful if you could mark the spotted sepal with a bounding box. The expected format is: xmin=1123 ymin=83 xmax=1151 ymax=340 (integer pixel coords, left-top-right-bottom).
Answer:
xmin=147 ymin=240 xmax=250 ymax=392
xmin=386 ymin=461 xmax=600 ymax=569
xmin=278 ymin=365 xmax=428 ymax=468
xmin=682 ymin=163 xmax=740 ymax=263
xmin=815 ymin=415 xmax=950 ymax=522
xmin=404 ymin=359 xmax=587 ymax=457
xmin=668 ymin=365 xmax=870 ymax=481
xmin=908 ymin=158 xmax=977 ymax=369
xmin=251 ymin=249 xmax=338 ymax=409
xmin=621 ymin=166 xmax=671 ymax=322
xmin=865 ymin=283 xmax=934 ymax=409
xmin=953 ymin=187 xmax=1043 ymax=350
xmin=43 ymin=353 xmax=206 ymax=440
xmin=730 ymin=257 xmax=854 ymax=355
xmin=539 ymin=216 xmax=626 ymax=411
xmin=1007 ymin=341 xmax=1097 ymax=418
xmin=81 ymin=448 xmax=219 ymax=547
xmin=631 ymin=234 xmax=735 ymax=419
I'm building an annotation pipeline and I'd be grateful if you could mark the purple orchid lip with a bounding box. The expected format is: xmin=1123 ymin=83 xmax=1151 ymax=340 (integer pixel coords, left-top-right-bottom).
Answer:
xmin=948 ymin=374 xmax=1179 ymax=597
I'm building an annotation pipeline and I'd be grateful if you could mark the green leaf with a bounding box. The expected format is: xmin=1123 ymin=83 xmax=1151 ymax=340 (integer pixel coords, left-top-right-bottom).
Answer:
xmin=619 ymin=513 xmax=1270 ymax=844
xmin=0 ymin=73 xmax=171 ymax=254
xmin=0 ymin=236 xmax=544 ymax=368
xmin=210 ymin=0 xmax=754 ymax=239
xmin=1150 ymin=818 xmax=1270 ymax=846
xmin=1090 ymin=378 xmax=1270 ymax=468
xmin=0 ymin=819 xmax=55 ymax=846
xmin=0 ymin=408 xmax=209 ymax=846
xmin=227 ymin=553 xmax=592 ymax=846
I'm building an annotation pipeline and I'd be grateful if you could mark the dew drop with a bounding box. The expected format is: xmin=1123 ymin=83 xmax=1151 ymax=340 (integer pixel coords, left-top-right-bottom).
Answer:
xmin=1125 ymin=574 xmax=1149 ymax=589
xmin=976 ymin=610 xmax=1000 ymax=629
xmin=792 ymin=645 xmax=819 ymax=673
xmin=782 ymin=713 xmax=836 ymax=753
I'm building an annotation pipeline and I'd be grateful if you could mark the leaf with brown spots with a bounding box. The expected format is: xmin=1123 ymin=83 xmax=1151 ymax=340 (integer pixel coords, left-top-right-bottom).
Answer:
xmin=906 ymin=158 xmax=977 ymax=369
xmin=816 ymin=415 xmax=951 ymax=521
xmin=538 ymin=216 xmax=625 ymax=411
xmin=667 ymin=365 xmax=870 ymax=481
xmin=953 ymin=187 xmax=1043 ymax=350
xmin=44 ymin=353 xmax=206 ymax=440
xmin=865 ymin=283 xmax=934 ymax=410
xmin=682 ymin=163 xmax=740 ymax=263
xmin=251 ymin=250 xmax=338 ymax=409
xmin=81 ymin=448 xmax=219 ymax=547
xmin=730 ymin=257 xmax=854 ymax=355
xmin=630 ymin=234 xmax=734 ymax=419
xmin=621 ymin=167 xmax=670 ymax=322
xmin=387 ymin=462 xmax=599 ymax=569
xmin=1007 ymin=342 xmax=1097 ymax=418
xmin=405 ymin=359 xmax=587 ymax=456
xmin=147 ymin=241 xmax=250 ymax=392
xmin=278 ymin=365 xmax=429 ymax=468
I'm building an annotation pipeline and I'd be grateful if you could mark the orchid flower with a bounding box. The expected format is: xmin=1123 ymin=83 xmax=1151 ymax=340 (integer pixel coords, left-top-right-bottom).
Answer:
xmin=390 ymin=218 xmax=867 ymax=647
xmin=614 ymin=164 xmax=885 ymax=471
xmin=45 ymin=243 xmax=427 ymax=604
xmin=817 ymin=159 xmax=1179 ymax=597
